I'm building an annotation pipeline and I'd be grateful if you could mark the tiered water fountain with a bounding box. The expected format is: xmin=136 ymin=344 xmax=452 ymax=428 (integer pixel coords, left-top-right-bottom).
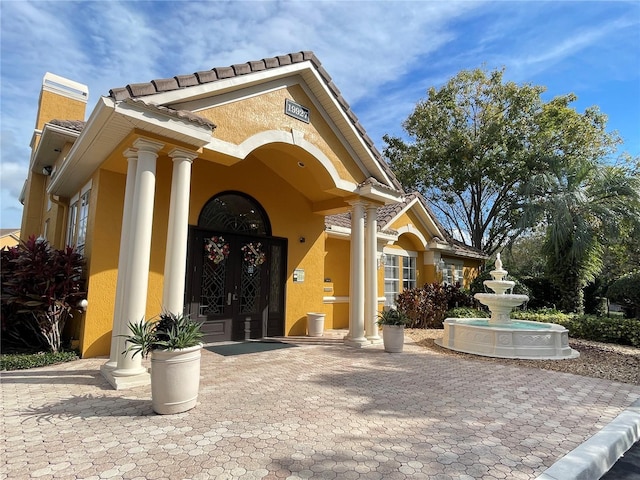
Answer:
xmin=435 ymin=254 xmax=579 ymax=359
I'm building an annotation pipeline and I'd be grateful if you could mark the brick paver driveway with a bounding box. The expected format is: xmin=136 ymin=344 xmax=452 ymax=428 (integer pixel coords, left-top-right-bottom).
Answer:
xmin=2 ymin=334 xmax=639 ymax=479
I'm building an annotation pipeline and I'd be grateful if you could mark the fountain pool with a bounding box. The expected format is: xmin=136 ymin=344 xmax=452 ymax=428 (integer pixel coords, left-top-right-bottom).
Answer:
xmin=435 ymin=254 xmax=579 ymax=360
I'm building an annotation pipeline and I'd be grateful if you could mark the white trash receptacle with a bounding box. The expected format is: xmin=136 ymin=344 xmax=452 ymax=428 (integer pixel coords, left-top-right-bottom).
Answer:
xmin=307 ymin=313 xmax=326 ymax=337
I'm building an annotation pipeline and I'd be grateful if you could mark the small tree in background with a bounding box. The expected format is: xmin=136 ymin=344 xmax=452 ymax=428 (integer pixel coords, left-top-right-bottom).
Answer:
xmin=607 ymin=272 xmax=640 ymax=319
xmin=1 ymin=236 xmax=85 ymax=353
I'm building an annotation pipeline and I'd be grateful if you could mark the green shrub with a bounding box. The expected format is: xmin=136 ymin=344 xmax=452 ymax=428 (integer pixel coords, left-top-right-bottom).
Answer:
xmin=607 ymin=271 xmax=640 ymax=318
xmin=521 ymin=277 xmax=562 ymax=310
xmin=444 ymin=307 xmax=489 ymax=318
xmin=123 ymin=312 xmax=204 ymax=359
xmin=396 ymin=283 xmax=474 ymax=329
xmin=377 ymin=308 xmax=411 ymax=326
xmin=0 ymin=350 xmax=79 ymax=371
xmin=511 ymin=310 xmax=640 ymax=347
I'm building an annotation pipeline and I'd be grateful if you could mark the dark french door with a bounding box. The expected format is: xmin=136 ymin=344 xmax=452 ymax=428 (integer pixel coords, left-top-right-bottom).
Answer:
xmin=186 ymin=227 xmax=287 ymax=343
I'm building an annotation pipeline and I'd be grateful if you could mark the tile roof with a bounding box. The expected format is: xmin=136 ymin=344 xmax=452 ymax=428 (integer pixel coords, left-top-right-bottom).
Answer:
xmin=49 ymin=119 xmax=86 ymax=132
xmin=122 ymin=98 xmax=216 ymax=130
xmin=325 ymin=192 xmax=487 ymax=259
xmin=109 ymin=51 xmax=402 ymax=191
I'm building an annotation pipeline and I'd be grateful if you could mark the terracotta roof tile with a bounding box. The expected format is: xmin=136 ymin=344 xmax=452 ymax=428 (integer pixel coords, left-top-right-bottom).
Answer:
xmin=325 ymin=212 xmax=351 ymax=229
xmin=49 ymin=119 xmax=86 ymax=132
xmin=214 ymin=66 xmax=235 ymax=79
xmin=123 ymin=98 xmax=216 ymax=130
xmin=152 ymin=78 xmax=179 ymax=92
xmin=128 ymin=82 xmax=157 ymax=97
xmin=325 ymin=191 xmax=486 ymax=259
xmin=195 ymin=70 xmax=218 ymax=84
xmin=276 ymin=54 xmax=292 ymax=66
xmin=109 ymin=87 xmax=129 ymax=101
xmin=290 ymin=51 xmax=305 ymax=63
xmin=175 ymin=74 xmax=199 ymax=88
xmin=232 ymin=63 xmax=251 ymax=75
xmin=263 ymin=56 xmax=280 ymax=68
xmin=248 ymin=60 xmax=266 ymax=71
xmin=108 ymin=50 xmax=403 ymax=190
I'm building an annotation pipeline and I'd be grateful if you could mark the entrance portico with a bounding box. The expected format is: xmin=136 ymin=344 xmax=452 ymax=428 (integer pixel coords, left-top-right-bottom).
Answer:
xmin=24 ymin=53 xmax=404 ymax=375
xmin=102 ymin=135 xmax=399 ymax=388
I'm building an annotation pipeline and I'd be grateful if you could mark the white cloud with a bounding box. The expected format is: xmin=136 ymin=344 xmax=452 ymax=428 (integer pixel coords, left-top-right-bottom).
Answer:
xmin=1 ymin=0 xmax=638 ymax=227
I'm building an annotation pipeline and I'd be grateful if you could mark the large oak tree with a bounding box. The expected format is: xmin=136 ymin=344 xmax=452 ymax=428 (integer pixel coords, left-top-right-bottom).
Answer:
xmin=383 ymin=67 xmax=621 ymax=256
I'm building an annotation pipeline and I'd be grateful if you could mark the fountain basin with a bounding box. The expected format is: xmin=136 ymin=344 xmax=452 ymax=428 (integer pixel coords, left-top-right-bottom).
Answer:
xmin=435 ymin=318 xmax=580 ymax=360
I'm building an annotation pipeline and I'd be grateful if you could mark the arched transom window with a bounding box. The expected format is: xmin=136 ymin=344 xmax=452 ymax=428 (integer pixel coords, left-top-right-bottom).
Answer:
xmin=198 ymin=192 xmax=271 ymax=236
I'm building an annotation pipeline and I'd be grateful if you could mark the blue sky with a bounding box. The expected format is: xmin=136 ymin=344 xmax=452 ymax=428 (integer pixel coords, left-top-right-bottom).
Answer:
xmin=1 ymin=0 xmax=638 ymax=229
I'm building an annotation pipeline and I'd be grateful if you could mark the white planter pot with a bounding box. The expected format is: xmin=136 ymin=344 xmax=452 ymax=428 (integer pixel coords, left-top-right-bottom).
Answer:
xmin=383 ymin=325 xmax=405 ymax=353
xmin=307 ymin=313 xmax=326 ymax=337
xmin=151 ymin=344 xmax=202 ymax=415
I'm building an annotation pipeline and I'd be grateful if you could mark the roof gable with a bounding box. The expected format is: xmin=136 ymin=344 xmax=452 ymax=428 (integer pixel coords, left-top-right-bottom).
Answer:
xmin=108 ymin=51 xmax=402 ymax=192
xmin=325 ymin=191 xmax=487 ymax=260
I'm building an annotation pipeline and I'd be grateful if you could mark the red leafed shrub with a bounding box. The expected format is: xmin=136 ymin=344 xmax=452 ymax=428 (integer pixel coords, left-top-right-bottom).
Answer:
xmin=396 ymin=282 xmax=474 ymax=329
xmin=1 ymin=236 xmax=85 ymax=353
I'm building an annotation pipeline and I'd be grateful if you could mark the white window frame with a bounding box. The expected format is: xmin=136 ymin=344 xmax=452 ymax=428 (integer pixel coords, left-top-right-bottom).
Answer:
xmin=384 ymin=254 xmax=400 ymax=307
xmin=383 ymin=248 xmax=418 ymax=305
xmin=403 ymin=256 xmax=417 ymax=290
xmin=67 ymin=197 xmax=78 ymax=247
xmin=442 ymin=259 xmax=464 ymax=286
xmin=66 ymin=180 xmax=91 ymax=254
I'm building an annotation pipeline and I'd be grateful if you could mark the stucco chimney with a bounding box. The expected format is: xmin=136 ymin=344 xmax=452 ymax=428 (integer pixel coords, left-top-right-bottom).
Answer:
xmin=34 ymin=72 xmax=88 ymax=131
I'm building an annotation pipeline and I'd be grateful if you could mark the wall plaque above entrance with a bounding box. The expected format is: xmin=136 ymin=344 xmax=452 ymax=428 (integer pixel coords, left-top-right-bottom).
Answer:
xmin=285 ymin=99 xmax=310 ymax=123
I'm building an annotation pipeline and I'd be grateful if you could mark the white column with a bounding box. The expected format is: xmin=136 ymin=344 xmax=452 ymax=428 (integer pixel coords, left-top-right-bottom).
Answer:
xmin=111 ymin=138 xmax=163 ymax=387
xmin=365 ymin=204 xmax=382 ymax=343
xmin=345 ymin=200 xmax=368 ymax=347
xmin=162 ymin=148 xmax=197 ymax=314
xmin=101 ymin=149 xmax=138 ymax=375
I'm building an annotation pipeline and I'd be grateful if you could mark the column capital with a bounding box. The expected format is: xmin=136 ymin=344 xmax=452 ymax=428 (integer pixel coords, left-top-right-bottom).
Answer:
xmin=347 ymin=198 xmax=369 ymax=208
xmin=133 ymin=138 xmax=164 ymax=154
xmin=123 ymin=148 xmax=138 ymax=160
xmin=168 ymin=147 xmax=198 ymax=162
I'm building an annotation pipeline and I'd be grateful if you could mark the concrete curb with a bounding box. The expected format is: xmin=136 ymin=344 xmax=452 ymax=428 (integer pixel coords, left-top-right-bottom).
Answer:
xmin=536 ymin=399 xmax=640 ymax=480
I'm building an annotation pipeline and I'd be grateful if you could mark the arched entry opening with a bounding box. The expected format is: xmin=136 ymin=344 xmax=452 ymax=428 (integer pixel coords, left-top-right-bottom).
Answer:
xmin=185 ymin=192 xmax=287 ymax=343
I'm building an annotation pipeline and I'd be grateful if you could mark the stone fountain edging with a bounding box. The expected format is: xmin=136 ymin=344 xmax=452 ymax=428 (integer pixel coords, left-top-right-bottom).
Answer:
xmin=436 ymin=318 xmax=580 ymax=360
xmin=536 ymin=398 xmax=640 ymax=480
xmin=437 ymin=253 xmax=580 ymax=360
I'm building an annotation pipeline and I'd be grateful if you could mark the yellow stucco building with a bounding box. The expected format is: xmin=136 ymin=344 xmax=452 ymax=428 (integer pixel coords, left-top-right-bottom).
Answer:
xmin=20 ymin=52 xmax=485 ymax=389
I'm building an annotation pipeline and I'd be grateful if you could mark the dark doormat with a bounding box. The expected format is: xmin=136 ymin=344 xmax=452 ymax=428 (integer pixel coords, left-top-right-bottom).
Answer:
xmin=204 ymin=341 xmax=296 ymax=356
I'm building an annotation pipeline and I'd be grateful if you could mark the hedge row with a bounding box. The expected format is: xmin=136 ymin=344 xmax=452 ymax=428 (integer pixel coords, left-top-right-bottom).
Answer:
xmin=512 ymin=311 xmax=640 ymax=347
xmin=0 ymin=351 xmax=79 ymax=371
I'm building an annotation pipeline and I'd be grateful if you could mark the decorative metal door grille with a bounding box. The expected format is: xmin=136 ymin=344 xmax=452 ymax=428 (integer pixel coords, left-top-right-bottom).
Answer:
xmin=240 ymin=262 xmax=261 ymax=314
xmin=200 ymin=256 xmax=227 ymax=315
xmin=269 ymin=244 xmax=282 ymax=313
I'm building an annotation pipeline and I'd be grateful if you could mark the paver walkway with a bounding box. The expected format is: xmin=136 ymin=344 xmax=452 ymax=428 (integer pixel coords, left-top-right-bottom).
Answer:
xmin=2 ymin=333 xmax=640 ymax=479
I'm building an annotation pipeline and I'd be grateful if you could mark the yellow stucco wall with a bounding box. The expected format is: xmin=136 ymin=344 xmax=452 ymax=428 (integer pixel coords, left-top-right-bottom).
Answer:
xmin=197 ymin=85 xmax=366 ymax=186
xmin=28 ymin=73 xmax=430 ymax=356
xmin=78 ymin=143 xmax=340 ymax=356
xmin=35 ymin=90 xmax=86 ymax=131
xmin=323 ymin=236 xmax=351 ymax=329
xmin=22 ymin=83 xmax=85 ymax=244
xmin=20 ymin=172 xmax=47 ymax=239
xmin=190 ymin=151 xmax=326 ymax=336
xmin=79 ymin=169 xmax=125 ymax=357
